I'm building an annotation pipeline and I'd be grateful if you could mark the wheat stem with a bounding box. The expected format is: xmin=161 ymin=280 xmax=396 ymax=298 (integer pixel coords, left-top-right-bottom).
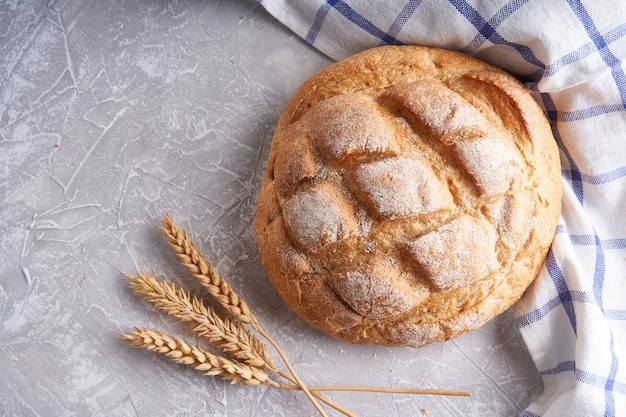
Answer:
xmin=122 ymin=328 xmax=278 ymax=387
xmin=126 ymin=271 xmax=277 ymax=372
xmin=279 ymin=383 xmax=471 ymax=396
xmin=257 ymin=327 xmax=330 ymax=417
xmin=277 ymin=371 xmax=358 ymax=417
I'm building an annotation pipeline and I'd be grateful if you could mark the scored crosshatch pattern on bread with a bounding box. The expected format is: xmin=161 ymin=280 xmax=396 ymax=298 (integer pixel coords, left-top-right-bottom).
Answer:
xmin=254 ymin=45 xmax=562 ymax=347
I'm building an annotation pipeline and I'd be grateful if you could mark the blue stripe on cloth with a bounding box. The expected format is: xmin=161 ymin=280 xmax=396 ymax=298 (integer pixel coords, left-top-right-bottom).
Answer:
xmin=516 ymin=290 xmax=626 ymax=328
xmin=515 ymin=295 xmax=566 ymax=328
xmin=385 ymin=0 xmax=422 ymax=40
xmin=545 ymin=40 xmax=598 ymax=77
xmin=568 ymin=234 xmax=626 ymax=249
xmin=540 ymin=362 xmax=626 ymax=395
xmin=446 ymin=0 xmax=545 ymax=69
xmin=590 ymin=230 xmax=620 ymax=414
xmin=567 ymin=0 xmax=626 ymax=110
xmin=540 ymin=360 xmax=576 ymax=374
xmin=462 ymin=0 xmax=530 ymax=52
xmin=519 ymin=412 xmax=542 ymax=417
xmin=578 ymin=367 xmax=626 ymax=396
xmin=306 ymin=1 xmax=333 ymax=44
xmin=605 ymin=337 xmax=619 ymax=414
xmin=331 ymin=1 xmax=404 ymax=44
xmin=591 ymin=232 xmax=606 ymax=313
xmin=557 ymin=103 xmax=625 ymax=121
xmin=602 ymin=238 xmax=626 ymax=250
xmin=307 ymin=0 xmax=404 ymax=46
xmin=605 ymin=309 xmax=626 ymax=320
xmin=545 ymin=23 xmax=626 ymax=77
xmin=545 ymin=247 xmax=578 ymax=335
xmin=534 ymin=91 xmax=585 ymax=205
xmin=555 ymin=224 xmax=567 ymax=234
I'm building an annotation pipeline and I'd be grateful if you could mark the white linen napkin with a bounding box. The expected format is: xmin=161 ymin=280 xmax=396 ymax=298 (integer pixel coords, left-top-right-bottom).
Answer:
xmin=256 ymin=1 xmax=626 ymax=416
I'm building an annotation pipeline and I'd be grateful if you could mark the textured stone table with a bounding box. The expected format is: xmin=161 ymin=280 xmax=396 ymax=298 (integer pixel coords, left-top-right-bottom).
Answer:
xmin=0 ymin=1 xmax=542 ymax=415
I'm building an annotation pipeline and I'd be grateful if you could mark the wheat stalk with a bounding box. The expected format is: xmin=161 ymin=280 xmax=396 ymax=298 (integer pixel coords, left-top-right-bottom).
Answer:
xmin=121 ymin=327 xmax=359 ymax=416
xmin=160 ymin=213 xmax=260 ymax=330
xmin=160 ymin=213 xmax=327 ymax=416
xmin=279 ymin=383 xmax=472 ymax=397
xmin=124 ymin=274 xmax=356 ymax=417
xmin=122 ymin=327 xmax=278 ymax=387
xmin=126 ymin=270 xmax=277 ymax=371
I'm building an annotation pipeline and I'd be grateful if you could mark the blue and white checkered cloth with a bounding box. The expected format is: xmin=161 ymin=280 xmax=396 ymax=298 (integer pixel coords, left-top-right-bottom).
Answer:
xmin=257 ymin=1 xmax=626 ymax=416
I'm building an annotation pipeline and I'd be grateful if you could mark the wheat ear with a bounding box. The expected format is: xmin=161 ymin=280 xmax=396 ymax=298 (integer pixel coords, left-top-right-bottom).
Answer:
xmin=122 ymin=327 xmax=278 ymax=387
xmin=121 ymin=327 xmax=357 ymax=417
xmin=160 ymin=213 xmax=260 ymax=330
xmin=160 ymin=213 xmax=327 ymax=417
xmin=126 ymin=271 xmax=277 ymax=372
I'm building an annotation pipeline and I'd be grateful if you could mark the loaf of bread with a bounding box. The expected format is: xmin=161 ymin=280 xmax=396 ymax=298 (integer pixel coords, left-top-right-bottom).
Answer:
xmin=254 ymin=45 xmax=562 ymax=347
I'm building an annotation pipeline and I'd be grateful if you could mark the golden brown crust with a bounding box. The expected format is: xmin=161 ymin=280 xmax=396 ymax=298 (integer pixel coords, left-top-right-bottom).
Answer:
xmin=254 ymin=45 xmax=562 ymax=347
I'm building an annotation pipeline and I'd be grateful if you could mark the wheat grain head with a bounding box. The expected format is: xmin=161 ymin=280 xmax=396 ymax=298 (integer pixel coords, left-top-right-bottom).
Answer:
xmin=160 ymin=213 xmax=261 ymax=331
xmin=121 ymin=327 xmax=279 ymax=387
xmin=126 ymin=271 xmax=277 ymax=371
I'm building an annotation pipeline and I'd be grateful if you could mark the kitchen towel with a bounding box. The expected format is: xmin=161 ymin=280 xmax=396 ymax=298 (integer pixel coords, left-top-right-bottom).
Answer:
xmin=256 ymin=1 xmax=626 ymax=416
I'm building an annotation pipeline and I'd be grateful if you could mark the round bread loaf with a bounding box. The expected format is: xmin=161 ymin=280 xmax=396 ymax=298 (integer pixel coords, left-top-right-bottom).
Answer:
xmin=254 ymin=45 xmax=562 ymax=347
